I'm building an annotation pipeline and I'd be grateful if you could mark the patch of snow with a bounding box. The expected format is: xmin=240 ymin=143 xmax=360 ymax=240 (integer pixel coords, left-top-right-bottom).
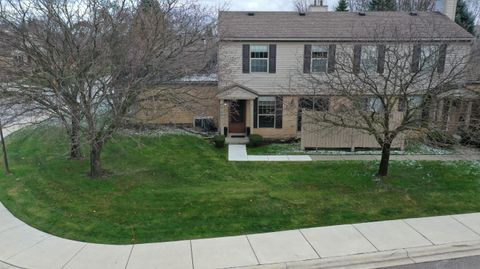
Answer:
xmin=178 ymin=74 xmax=217 ymax=82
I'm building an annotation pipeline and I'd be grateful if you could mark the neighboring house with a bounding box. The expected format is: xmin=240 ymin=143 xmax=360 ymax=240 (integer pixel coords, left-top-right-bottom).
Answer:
xmin=213 ymin=1 xmax=475 ymax=148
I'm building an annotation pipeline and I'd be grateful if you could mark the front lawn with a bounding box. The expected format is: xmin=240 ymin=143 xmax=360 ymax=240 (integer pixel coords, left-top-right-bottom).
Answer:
xmin=0 ymin=126 xmax=479 ymax=244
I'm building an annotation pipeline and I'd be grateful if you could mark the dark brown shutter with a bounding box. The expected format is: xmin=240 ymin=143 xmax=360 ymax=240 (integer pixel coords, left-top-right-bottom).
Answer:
xmin=242 ymin=44 xmax=250 ymax=73
xmin=327 ymin=44 xmax=336 ymax=73
xmin=304 ymin=44 xmax=312 ymax=73
xmin=411 ymin=44 xmax=421 ymax=73
xmin=253 ymin=98 xmax=258 ymax=128
xmin=437 ymin=44 xmax=448 ymax=74
xmin=353 ymin=45 xmax=362 ymax=74
xmin=377 ymin=45 xmax=386 ymax=74
xmin=275 ymin=96 xmax=283 ymax=129
xmin=269 ymin=44 xmax=276 ymax=73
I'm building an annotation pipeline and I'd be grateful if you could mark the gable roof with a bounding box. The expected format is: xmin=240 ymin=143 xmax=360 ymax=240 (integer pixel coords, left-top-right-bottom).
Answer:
xmin=217 ymin=84 xmax=258 ymax=100
xmin=219 ymin=11 xmax=474 ymax=42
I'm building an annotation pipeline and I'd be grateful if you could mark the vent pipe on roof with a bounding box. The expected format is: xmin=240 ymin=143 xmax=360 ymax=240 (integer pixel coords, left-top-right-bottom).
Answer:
xmin=309 ymin=0 xmax=328 ymax=12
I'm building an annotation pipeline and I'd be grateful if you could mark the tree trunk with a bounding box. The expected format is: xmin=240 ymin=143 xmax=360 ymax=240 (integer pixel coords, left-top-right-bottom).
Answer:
xmin=377 ymin=142 xmax=391 ymax=177
xmin=0 ymin=123 xmax=11 ymax=175
xmin=69 ymin=117 xmax=82 ymax=159
xmin=89 ymin=141 xmax=103 ymax=178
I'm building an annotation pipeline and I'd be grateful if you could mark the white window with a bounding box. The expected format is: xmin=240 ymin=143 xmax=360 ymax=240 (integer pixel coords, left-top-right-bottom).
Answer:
xmin=312 ymin=46 xmax=328 ymax=73
xmin=398 ymin=96 xmax=424 ymax=112
xmin=421 ymin=45 xmax=438 ymax=71
xmin=361 ymin=46 xmax=377 ymax=72
xmin=365 ymin=97 xmax=384 ymax=112
xmin=258 ymin=96 xmax=276 ymax=128
xmin=250 ymin=45 xmax=269 ymax=73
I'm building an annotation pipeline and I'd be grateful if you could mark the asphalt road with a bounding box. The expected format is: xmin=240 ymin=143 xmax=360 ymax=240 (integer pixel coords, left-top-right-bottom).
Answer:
xmin=386 ymin=256 xmax=480 ymax=269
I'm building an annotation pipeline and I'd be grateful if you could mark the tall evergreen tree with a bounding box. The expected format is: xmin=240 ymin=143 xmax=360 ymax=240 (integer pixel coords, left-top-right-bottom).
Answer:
xmin=368 ymin=0 xmax=396 ymax=11
xmin=455 ymin=0 xmax=476 ymax=35
xmin=336 ymin=0 xmax=349 ymax=11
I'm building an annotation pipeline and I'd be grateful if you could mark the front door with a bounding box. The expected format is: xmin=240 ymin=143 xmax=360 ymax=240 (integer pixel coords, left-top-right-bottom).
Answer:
xmin=229 ymin=100 xmax=246 ymax=134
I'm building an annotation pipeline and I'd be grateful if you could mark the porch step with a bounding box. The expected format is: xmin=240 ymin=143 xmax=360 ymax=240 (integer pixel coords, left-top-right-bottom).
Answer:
xmin=226 ymin=137 xmax=249 ymax=145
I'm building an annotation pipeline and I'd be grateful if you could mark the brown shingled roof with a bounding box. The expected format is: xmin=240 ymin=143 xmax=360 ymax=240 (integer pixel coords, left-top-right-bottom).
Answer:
xmin=219 ymin=11 xmax=474 ymax=41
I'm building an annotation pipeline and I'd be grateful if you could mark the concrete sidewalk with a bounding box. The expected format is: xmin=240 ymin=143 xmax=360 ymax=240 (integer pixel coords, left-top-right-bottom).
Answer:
xmin=1 ymin=202 xmax=480 ymax=269
xmin=228 ymin=144 xmax=312 ymax=161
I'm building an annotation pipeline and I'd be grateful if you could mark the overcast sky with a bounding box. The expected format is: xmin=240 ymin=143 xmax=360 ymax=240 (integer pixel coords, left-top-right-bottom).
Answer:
xmin=198 ymin=0 xmax=339 ymax=11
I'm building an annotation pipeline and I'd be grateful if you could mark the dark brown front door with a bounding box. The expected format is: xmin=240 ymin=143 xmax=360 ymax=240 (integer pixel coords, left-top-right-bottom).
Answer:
xmin=229 ymin=100 xmax=246 ymax=133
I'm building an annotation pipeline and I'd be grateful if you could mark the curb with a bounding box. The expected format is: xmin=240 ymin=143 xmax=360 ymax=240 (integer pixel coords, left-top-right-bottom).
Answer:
xmin=234 ymin=240 xmax=480 ymax=269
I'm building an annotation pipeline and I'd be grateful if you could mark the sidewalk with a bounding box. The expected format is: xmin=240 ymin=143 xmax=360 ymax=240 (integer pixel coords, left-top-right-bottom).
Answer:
xmin=228 ymin=144 xmax=480 ymax=162
xmin=228 ymin=144 xmax=312 ymax=161
xmin=1 ymin=202 xmax=480 ymax=269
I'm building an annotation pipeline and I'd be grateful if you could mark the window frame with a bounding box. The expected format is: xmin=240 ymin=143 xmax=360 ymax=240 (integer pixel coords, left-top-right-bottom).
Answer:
xmin=250 ymin=44 xmax=269 ymax=73
xmin=365 ymin=96 xmax=384 ymax=113
xmin=398 ymin=96 xmax=424 ymax=112
xmin=361 ymin=45 xmax=378 ymax=72
xmin=257 ymin=96 xmax=276 ymax=128
xmin=420 ymin=45 xmax=439 ymax=72
xmin=297 ymin=96 xmax=330 ymax=131
xmin=311 ymin=45 xmax=329 ymax=73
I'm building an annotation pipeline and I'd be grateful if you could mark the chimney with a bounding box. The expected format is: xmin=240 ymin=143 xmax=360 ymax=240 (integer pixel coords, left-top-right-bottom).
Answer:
xmin=309 ymin=0 xmax=329 ymax=12
xmin=434 ymin=0 xmax=458 ymax=20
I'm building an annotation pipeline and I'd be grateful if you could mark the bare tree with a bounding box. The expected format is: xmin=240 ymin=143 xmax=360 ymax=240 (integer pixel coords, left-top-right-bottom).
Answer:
xmin=295 ymin=19 xmax=471 ymax=177
xmin=0 ymin=0 xmax=215 ymax=178
xmin=293 ymin=0 xmax=311 ymax=12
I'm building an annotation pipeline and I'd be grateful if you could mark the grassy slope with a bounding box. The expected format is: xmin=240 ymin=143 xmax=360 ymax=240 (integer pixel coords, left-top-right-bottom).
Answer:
xmin=0 ymin=127 xmax=479 ymax=244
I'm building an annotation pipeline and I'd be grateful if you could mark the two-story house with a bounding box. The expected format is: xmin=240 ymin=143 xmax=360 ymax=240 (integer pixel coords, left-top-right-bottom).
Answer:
xmin=215 ymin=3 xmax=475 ymax=148
xmin=134 ymin=0 xmax=477 ymax=149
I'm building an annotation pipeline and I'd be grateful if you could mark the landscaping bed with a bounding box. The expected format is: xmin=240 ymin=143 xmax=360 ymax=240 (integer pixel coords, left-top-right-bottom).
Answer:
xmin=0 ymin=127 xmax=479 ymax=244
xmin=248 ymin=140 xmax=455 ymax=155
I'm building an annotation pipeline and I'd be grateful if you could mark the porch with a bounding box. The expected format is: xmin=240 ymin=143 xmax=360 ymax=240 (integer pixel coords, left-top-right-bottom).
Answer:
xmin=217 ymin=84 xmax=258 ymax=139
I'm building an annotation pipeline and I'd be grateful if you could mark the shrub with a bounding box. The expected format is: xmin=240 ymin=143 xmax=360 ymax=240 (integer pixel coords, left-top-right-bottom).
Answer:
xmin=248 ymin=134 xmax=263 ymax=147
xmin=460 ymin=125 xmax=480 ymax=148
xmin=213 ymin=135 xmax=225 ymax=148
xmin=426 ymin=129 xmax=456 ymax=148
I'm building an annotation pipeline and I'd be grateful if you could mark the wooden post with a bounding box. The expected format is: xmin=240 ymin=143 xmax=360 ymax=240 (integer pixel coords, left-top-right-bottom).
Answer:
xmin=0 ymin=121 xmax=11 ymax=175
xmin=465 ymin=101 xmax=473 ymax=128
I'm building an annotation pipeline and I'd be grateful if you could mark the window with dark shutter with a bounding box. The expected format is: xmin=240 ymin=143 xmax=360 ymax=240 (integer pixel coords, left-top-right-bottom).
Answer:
xmin=377 ymin=45 xmax=386 ymax=74
xmin=411 ymin=44 xmax=421 ymax=73
xmin=275 ymin=96 xmax=283 ymax=129
xmin=242 ymin=44 xmax=250 ymax=73
xmin=437 ymin=44 xmax=447 ymax=74
xmin=269 ymin=44 xmax=276 ymax=73
xmin=353 ymin=45 xmax=362 ymax=74
xmin=304 ymin=44 xmax=312 ymax=73
xmin=328 ymin=44 xmax=336 ymax=73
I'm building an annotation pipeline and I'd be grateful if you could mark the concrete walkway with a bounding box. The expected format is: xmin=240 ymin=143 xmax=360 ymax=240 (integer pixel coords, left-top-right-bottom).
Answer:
xmin=1 ymin=202 xmax=480 ymax=269
xmin=228 ymin=145 xmax=480 ymax=162
xmin=228 ymin=144 xmax=312 ymax=161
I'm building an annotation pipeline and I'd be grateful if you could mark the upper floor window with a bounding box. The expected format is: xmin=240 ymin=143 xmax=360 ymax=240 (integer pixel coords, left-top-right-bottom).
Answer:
xmin=361 ymin=45 xmax=378 ymax=72
xmin=250 ymin=45 xmax=269 ymax=73
xmin=258 ymin=96 xmax=276 ymax=127
xmin=421 ymin=45 xmax=438 ymax=71
xmin=312 ymin=46 xmax=328 ymax=72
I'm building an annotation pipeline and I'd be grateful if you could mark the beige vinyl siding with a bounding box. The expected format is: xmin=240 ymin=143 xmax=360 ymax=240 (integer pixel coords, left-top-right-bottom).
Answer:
xmin=219 ymin=41 xmax=471 ymax=96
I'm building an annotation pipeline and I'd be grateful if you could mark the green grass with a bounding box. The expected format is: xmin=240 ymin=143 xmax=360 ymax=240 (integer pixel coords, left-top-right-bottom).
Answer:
xmin=0 ymin=126 xmax=480 ymax=244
